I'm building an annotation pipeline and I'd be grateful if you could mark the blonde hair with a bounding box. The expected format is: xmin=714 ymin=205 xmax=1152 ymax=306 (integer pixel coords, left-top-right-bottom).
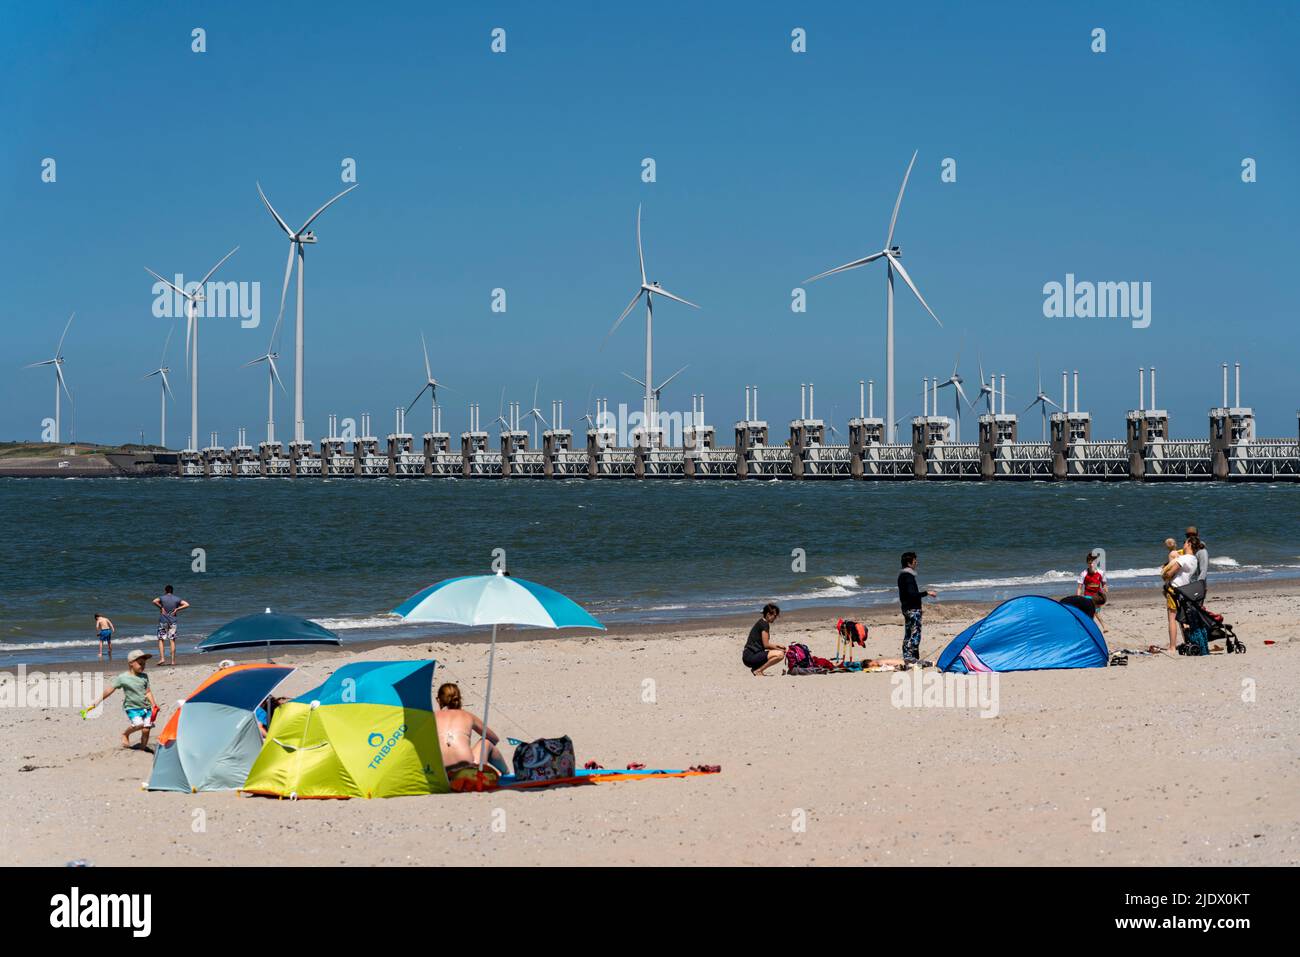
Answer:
xmin=436 ymin=683 xmax=462 ymax=710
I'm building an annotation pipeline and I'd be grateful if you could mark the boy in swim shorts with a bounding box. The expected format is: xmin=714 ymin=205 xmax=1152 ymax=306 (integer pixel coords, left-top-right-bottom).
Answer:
xmin=94 ymin=613 xmax=114 ymax=660
xmin=84 ymin=650 xmax=158 ymax=750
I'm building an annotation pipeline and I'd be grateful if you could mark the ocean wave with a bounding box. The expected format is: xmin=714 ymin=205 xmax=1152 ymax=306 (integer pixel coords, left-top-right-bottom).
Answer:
xmin=821 ymin=574 xmax=860 ymax=588
xmin=310 ymin=615 xmax=404 ymax=631
xmin=933 ymin=566 xmax=1167 ymax=590
xmin=0 ymin=633 xmax=156 ymax=653
xmin=1210 ymin=556 xmax=1239 ymax=567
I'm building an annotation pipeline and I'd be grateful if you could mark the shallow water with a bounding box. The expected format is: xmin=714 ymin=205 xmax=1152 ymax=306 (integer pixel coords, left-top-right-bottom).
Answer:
xmin=3 ymin=477 xmax=1297 ymax=664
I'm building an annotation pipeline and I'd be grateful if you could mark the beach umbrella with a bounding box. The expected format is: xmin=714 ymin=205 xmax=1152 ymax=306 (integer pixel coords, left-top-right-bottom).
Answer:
xmin=391 ymin=571 xmax=605 ymax=774
xmin=197 ymin=609 xmax=341 ymax=661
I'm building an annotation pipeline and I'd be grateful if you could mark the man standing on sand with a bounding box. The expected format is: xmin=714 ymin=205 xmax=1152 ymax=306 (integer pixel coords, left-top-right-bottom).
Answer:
xmin=152 ymin=584 xmax=188 ymax=666
xmin=82 ymin=649 xmax=158 ymax=750
xmin=898 ymin=551 xmax=937 ymax=666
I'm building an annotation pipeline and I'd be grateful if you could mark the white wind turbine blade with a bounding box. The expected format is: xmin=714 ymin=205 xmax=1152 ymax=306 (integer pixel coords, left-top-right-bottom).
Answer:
xmin=885 ymin=253 xmax=942 ymax=327
xmin=145 ymin=266 xmax=188 ymax=300
xmin=603 ymin=288 xmax=645 ymax=346
xmin=531 ymin=379 xmax=541 ymax=412
xmin=55 ymin=312 xmax=75 ymax=355
xmin=646 ymin=285 xmax=699 ymax=309
xmin=256 ymin=182 xmax=295 ymax=237
xmin=953 ymin=380 xmax=972 ymax=407
xmin=407 ymin=382 xmax=431 ymax=413
xmin=636 ymin=203 xmax=646 ymax=286
xmin=621 ymin=371 xmax=646 ymax=388
xmin=803 ymin=250 xmax=886 ymax=284
xmin=420 ymin=332 xmax=432 ymax=381
xmin=1023 ymin=397 xmax=1041 ymax=414
xmin=160 ymin=369 xmax=175 ymax=401
xmin=273 ymin=242 xmax=295 ymax=346
xmin=24 ymin=359 xmax=56 ymax=368
xmin=268 ymin=355 xmax=287 ymax=394
xmin=160 ymin=324 xmax=174 ymax=367
xmin=886 ymin=150 xmax=919 ymax=249
xmin=656 ymin=364 xmax=689 ymax=391
xmin=56 ymin=363 xmax=72 ymax=400
xmin=241 ymin=353 xmax=269 ymax=369
xmin=196 ymin=246 xmax=239 ymax=287
xmin=296 ymin=184 xmax=358 ymax=234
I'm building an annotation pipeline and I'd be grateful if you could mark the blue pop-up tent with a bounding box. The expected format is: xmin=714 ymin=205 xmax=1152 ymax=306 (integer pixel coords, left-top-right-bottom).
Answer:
xmin=937 ymin=595 xmax=1108 ymax=673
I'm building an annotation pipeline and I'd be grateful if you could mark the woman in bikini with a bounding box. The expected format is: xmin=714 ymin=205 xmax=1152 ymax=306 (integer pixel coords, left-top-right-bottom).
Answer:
xmin=434 ymin=683 xmax=508 ymax=776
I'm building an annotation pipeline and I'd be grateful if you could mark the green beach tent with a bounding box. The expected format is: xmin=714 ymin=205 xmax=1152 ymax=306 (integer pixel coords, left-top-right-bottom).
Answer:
xmin=242 ymin=660 xmax=449 ymax=799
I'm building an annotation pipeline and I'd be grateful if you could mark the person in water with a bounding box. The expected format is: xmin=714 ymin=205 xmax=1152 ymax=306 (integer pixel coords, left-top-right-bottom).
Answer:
xmin=94 ymin=613 xmax=115 ymax=660
xmin=434 ymin=682 xmax=508 ymax=776
xmin=742 ymin=603 xmax=785 ymax=675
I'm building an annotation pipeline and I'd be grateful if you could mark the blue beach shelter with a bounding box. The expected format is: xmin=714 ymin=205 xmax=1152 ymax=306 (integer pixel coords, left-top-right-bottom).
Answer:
xmin=148 ymin=663 xmax=295 ymax=792
xmin=937 ymin=596 xmax=1109 ymax=673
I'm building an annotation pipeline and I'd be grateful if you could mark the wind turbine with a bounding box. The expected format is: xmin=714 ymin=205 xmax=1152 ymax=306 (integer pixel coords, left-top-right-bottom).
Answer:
xmin=804 ymin=151 xmax=942 ymax=443
xmin=406 ymin=332 xmax=452 ymax=434
xmin=620 ymin=364 xmax=689 ymax=412
xmin=145 ymin=246 xmax=239 ymax=451
xmin=522 ymin=380 xmax=548 ymax=447
xmin=493 ymin=386 xmax=509 ymax=433
xmin=256 ymin=181 xmax=358 ymax=444
xmin=934 ymin=346 xmax=973 ymax=441
xmin=142 ymin=324 xmax=176 ymax=447
xmin=974 ymin=353 xmax=997 ymax=414
xmin=1024 ymin=363 xmax=1060 ymax=440
xmin=24 ymin=312 xmax=75 ymax=444
xmin=604 ymin=204 xmax=699 ymax=440
xmin=241 ymin=323 xmax=287 ymax=447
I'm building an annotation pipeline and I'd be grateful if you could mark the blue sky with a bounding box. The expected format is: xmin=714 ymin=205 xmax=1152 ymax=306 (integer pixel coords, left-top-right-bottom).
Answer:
xmin=1 ymin=0 xmax=1297 ymax=445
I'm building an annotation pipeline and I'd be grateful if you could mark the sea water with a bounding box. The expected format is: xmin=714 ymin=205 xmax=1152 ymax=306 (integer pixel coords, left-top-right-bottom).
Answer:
xmin=2 ymin=477 xmax=1297 ymax=664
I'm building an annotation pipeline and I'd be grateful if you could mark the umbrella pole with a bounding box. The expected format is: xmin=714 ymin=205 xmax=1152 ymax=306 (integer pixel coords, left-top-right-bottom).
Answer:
xmin=477 ymin=623 xmax=498 ymax=775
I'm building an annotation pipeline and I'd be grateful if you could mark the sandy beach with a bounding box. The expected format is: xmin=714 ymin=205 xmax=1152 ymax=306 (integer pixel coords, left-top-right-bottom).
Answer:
xmin=2 ymin=580 xmax=1296 ymax=867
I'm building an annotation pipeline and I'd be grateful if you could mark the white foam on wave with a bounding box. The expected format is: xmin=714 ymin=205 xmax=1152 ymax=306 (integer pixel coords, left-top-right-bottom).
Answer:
xmin=310 ymin=615 xmax=404 ymax=631
xmin=822 ymin=574 xmax=860 ymax=588
xmin=1210 ymin=556 xmax=1239 ymax=568
xmin=934 ymin=566 xmax=1170 ymax=590
xmin=0 ymin=633 xmax=156 ymax=653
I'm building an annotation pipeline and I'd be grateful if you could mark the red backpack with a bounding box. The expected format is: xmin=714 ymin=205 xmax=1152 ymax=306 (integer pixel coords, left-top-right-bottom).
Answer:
xmin=784 ymin=642 xmax=813 ymax=671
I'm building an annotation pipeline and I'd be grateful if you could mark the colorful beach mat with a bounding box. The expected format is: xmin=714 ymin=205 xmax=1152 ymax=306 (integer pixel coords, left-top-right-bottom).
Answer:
xmin=496 ymin=768 xmax=719 ymax=790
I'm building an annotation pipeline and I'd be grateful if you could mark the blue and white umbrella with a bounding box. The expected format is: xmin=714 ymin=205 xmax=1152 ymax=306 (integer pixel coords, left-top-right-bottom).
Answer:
xmin=392 ymin=572 xmax=605 ymax=773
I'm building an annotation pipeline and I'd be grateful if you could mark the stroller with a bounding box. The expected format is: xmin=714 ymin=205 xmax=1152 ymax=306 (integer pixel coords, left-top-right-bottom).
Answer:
xmin=1167 ymin=584 xmax=1245 ymax=656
